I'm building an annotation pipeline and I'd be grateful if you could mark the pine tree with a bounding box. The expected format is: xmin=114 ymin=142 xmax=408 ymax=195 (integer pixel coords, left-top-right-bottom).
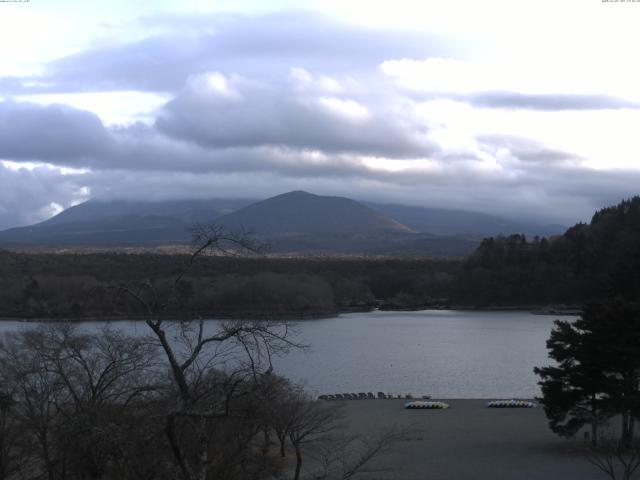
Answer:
xmin=535 ymin=301 xmax=640 ymax=446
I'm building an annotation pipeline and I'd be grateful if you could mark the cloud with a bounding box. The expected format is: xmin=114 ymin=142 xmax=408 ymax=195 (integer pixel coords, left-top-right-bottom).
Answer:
xmin=476 ymin=134 xmax=583 ymax=164
xmin=0 ymin=98 xmax=401 ymax=176
xmin=1 ymin=10 xmax=640 ymax=231
xmin=0 ymin=84 xmax=638 ymax=229
xmin=155 ymin=71 xmax=437 ymax=158
xmin=3 ymin=12 xmax=454 ymax=95
xmin=0 ymin=162 xmax=88 ymax=229
xmin=8 ymin=159 xmax=635 ymax=230
xmin=0 ymin=100 xmax=112 ymax=162
xmin=461 ymin=92 xmax=640 ymax=111
xmin=381 ymin=58 xmax=640 ymax=111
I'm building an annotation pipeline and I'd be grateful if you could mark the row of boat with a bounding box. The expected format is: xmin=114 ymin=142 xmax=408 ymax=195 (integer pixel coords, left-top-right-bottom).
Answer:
xmin=486 ymin=399 xmax=536 ymax=408
xmin=404 ymin=399 xmax=537 ymax=409
xmin=318 ymin=392 xmax=431 ymax=400
xmin=405 ymin=401 xmax=449 ymax=409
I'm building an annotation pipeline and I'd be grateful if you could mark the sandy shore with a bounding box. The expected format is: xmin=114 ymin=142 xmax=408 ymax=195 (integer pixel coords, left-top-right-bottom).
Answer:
xmin=337 ymin=399 xmax=601 ymax=480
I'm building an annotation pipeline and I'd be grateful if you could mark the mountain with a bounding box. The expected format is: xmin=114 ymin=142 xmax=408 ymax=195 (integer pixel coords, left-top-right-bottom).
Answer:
xmin=0 ymin=191 xmax=562 ymax=256
xmin=215 ymin=191 xmax=413 ymax=235
xmin=39 ymin=198 xmax=254 ymax=227
xmin=366 ymin=202 xmax=565 ymax=237
xmin=0 ymin=198 xmax=255 ymax=246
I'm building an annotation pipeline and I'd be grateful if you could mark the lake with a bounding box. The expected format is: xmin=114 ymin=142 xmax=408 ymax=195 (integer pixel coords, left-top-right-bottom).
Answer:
xmin=0 ymin=310 xmax=568 ymax=398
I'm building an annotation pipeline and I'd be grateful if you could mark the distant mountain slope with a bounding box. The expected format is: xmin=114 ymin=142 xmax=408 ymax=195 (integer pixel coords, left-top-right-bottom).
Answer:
xmin=40 ymin=198 xmax=254 ymax=227
xmin=0 ymin=215 xmax=188 ymax=246
xmin=0 ymin=198 xmax=255 ymax=246
xmin=366 ymin=202 xmax=565 ymax=237
xmin=0 ymin=191 xmax=562 ymax=256
xmin=215 ymin=191 xmax=413 ymax=235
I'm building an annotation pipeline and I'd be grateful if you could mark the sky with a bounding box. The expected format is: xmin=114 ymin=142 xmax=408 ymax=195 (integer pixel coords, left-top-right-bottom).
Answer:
xmin=1 ymin=0 xmax=639 ymax=229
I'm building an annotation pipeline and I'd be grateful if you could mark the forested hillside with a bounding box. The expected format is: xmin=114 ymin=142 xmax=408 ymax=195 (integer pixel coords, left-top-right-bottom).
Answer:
xmin=456 ymin=197 xmax=640 ymax=306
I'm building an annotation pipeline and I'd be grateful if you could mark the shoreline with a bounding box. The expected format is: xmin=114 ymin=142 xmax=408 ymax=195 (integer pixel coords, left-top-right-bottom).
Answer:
xmin=0 ymin=304 xmax=581 ymax=323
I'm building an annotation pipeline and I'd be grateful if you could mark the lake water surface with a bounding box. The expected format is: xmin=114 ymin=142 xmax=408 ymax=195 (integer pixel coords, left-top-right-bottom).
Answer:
xmin=0 ymin=310 xmax=569 ymax=398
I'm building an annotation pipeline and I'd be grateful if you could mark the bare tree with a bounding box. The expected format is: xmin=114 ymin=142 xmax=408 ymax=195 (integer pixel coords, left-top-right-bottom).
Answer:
xmin=0 ymin=328 xmax=67 ymax=480
xmin=0 ymin=391 xmax=25 ymax=480
xmin=263 ymin=376 xmax=299 ymax=458
xmin=39 ymin=325 xmax=158 ymax=479
xmin=312 ymin=427 xmax=411 ymax=480
xmin=0 ymin=324 xmax=161 ymax=480
xmin=277 ymin=390 xmax=410 ymax=480
xmin=26 ymin=325 xmax=158 ymax=413
xmin=114 ymin=224 xmax=303 ymax=480
xmin=286 ymin=393 xmax=344 ymax=480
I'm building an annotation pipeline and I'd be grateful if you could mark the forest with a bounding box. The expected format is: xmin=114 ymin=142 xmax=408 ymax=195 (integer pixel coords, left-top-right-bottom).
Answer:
xmin=0 ymin=252 xmax=458 ymax=320
xmin=457 ymin=196 xmax=640 ymax=306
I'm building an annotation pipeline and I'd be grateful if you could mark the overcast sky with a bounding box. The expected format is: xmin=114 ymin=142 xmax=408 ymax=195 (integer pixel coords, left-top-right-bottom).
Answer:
xmin=1 ymin=0 xmax=639 ymax=230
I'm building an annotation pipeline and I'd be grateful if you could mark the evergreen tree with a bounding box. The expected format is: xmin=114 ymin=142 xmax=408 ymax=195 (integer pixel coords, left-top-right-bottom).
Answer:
xmin=535 ymin=301 xmax=640 ymax=445
xmin=534 ymin=316 xmax=609 ymax=445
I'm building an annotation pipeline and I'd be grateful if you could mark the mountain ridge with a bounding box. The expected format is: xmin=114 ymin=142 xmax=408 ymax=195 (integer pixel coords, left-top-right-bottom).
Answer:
xmin=214 ymin=191 xmax=414 ymax=235
xmin=0 ymin=191 xmax=565 ymax=256
xmin=365 ymin=201 xmax=565 ymax=237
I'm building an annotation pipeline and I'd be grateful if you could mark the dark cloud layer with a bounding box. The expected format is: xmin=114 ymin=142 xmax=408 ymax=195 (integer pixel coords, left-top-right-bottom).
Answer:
xmin=462 ymin=91 xmax=640 ymax=111
xmin=476 ymin=134 xmax=582 ymax=164
xmin=408 ymin=91 xmax=640 ymax=111
xmin=4 ymin=159 xmax=640 ymax=230
xmin=0 ymin=163 xmax=84 ymax=228
xmin=0 ymin=101 xmax=111 ymax=161
xmin=155 ymin=73 xmax=437 ymax=158
xmin=0 ymin=85 xmax=637 ymax=229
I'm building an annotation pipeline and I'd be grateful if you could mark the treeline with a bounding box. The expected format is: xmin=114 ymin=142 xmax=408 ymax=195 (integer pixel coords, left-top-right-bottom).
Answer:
xmin=457 ymin=196 xmax=640 ymax=306
xmin=0 ymin=252 xmax=459 ymax=320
